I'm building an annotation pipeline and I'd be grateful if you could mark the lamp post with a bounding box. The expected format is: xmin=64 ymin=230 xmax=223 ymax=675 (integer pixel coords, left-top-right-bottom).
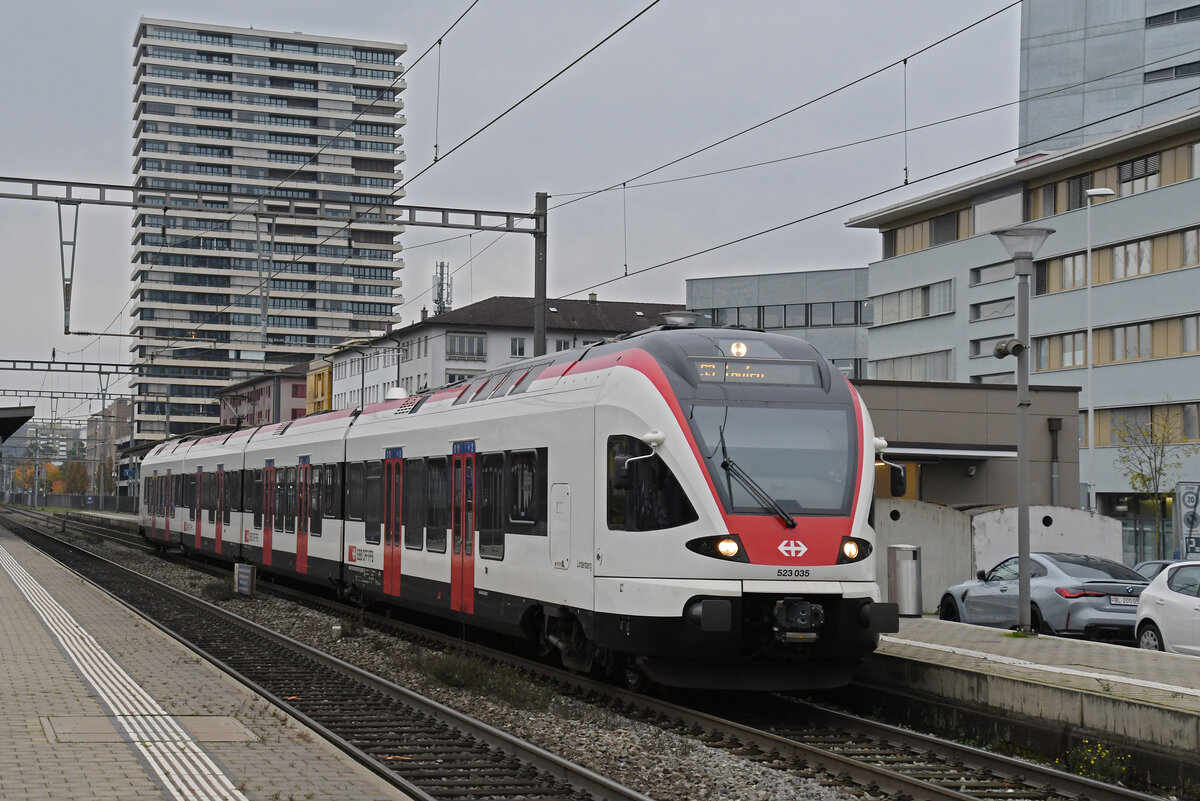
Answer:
xmin=992 ymin=226 xmax=1054 ymax=635
xmin=1085 ymin=187 xmax=1115 ymax=512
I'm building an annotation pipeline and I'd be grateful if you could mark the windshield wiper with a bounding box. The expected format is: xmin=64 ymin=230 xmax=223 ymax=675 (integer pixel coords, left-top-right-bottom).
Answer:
xmin=717 ymin=424 xmax=796 ymax=529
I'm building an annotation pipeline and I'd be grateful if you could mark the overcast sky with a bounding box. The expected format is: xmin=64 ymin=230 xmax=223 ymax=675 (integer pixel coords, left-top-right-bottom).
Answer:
xmin=0 ymin=0 xmax=1021 ymax=421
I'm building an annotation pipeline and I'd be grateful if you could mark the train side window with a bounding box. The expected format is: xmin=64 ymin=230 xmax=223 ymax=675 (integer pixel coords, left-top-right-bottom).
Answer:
xmin=322 ymin=464 xmax=342 ymax=519
xmin=364 ymin=459 xmax=383 ymax=545
xmin=273 ymin=470 xmax=284 ymax=532
xmin=489 ymin=369 xmax=525 ymax=398
xmin=283 ymin=467 xmax=296 ymax=533
xmin=251 ymin=469 xmax=263 ymax=529
xmin=188 ymin=473 xmax=197 ymax=521
xmin=231 ymin=469 xmax=242 ymax=513
xmin=309 ymin=466 xmax=322 ymax=536
xmin=346 ymin=462 xmax=365 ymax=521
xmin=607 ymin=435 xmax=697 ymax=532
xmin=425 ymin=456 xmax=449 ymax=552
xmin=478 ymin=453 xmax=506 ymax=558
xmin=507 ymin=449 xmax=547 ymax=535
xmin=403 ymin=459 xmax=426 ymax=549
xmin=206 ymin=471 xmax=217 ymax=524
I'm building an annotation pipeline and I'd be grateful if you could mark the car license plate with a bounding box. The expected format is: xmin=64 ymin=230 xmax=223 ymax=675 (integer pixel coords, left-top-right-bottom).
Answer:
xmin=1109 ymin=595 xmax=1138 ymax=606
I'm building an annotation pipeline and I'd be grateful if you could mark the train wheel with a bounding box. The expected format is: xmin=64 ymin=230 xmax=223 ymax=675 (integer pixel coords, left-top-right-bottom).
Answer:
xmin=622 ymin=660 xmax=650 ymax=693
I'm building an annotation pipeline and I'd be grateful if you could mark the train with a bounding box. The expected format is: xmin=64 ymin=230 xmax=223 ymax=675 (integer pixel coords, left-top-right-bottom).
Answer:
xmin=139 ymin=317 xmax=899 ymax=691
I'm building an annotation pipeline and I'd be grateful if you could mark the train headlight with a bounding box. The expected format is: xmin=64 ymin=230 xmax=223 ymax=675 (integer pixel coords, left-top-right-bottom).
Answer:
xmin=685 ymin=534 xmax=749 ymax=562
xmin=835 ymin=537 xmax=872 ymax=564
xmin=730 ymin=341 xmax=748 ymax=358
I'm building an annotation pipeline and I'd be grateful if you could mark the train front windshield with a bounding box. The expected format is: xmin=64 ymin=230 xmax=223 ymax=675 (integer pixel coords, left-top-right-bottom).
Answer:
xmin=689 ymin=403 xmax=856 ymax=516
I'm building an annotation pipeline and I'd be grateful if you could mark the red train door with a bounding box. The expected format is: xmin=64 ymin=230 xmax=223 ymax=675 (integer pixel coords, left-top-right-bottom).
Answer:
xmin=215 ymin=468 xmax=224 ymax=555
xmin=297 ymin=460 xmax=310 ymax=574
xmin=384 ymin=450 xmax=403 ymax=597
xmin=263 ymin=463 xmax=275 ymax=566
xmin=451 ymin=445 xmax=475 ymax=615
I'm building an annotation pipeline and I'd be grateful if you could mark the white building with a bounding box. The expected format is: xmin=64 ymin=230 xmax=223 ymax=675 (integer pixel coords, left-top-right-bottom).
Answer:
xmin=130 ymin=18 xmax=406 ymax=442
xmin=330 ymin=295 xmax=683 ymax=409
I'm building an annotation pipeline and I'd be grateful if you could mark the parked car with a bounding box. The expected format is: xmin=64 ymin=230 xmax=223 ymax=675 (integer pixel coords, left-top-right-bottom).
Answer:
xmin=938 ymin=552 xmax=1148 ymax=640
xmin=1136 ymin=561 xmax=1200 ymax=654
xmin=1134 ymin=560 xmax=1177 ymax=581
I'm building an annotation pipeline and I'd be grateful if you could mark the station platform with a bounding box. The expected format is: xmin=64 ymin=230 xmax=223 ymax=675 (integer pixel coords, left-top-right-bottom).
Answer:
xmin=0 ymin=526 xmax=409 ymax=801
xmin=862 ymin=617 xmax=1200 ymax=783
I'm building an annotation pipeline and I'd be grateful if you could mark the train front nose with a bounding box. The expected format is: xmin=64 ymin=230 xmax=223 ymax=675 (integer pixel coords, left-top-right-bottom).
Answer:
xmin=772 ymin=597 xmax=825 ymax=642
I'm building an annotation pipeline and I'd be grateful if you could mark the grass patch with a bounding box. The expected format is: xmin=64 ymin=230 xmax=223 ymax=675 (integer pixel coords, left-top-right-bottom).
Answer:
xmin=422 ymin=651 xmax=555 ymax=710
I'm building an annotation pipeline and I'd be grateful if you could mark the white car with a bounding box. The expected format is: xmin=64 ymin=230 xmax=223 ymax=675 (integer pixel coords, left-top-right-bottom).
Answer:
xmin=1136 ymin=560 xmax=1200 ymax=654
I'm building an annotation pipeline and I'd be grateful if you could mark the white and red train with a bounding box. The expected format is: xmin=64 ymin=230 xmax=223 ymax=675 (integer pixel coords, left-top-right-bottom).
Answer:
xmin=139 ymin=322 xmax=898 ymax=690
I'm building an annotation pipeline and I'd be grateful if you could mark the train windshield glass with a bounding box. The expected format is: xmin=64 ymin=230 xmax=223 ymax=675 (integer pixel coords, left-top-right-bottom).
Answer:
xmin=689 ymin=403 xmax=856 ymax=516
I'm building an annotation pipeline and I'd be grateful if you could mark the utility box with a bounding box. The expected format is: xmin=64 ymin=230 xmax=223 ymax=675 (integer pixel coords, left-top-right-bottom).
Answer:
xmin=887 ymin=544 xmax=922 ymax=618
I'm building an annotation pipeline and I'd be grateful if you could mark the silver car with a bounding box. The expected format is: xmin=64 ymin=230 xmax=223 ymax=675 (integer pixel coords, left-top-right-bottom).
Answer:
xmin=938 ymin=552 xmax=1148 ymax=640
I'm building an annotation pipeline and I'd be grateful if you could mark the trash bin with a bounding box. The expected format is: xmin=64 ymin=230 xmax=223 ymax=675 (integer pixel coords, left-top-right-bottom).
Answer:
xmin=887 ymin=544 xmax=922 ymax=618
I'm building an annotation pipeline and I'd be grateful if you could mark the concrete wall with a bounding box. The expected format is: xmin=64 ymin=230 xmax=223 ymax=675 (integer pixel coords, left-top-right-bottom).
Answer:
xmin=970 ymin=505 xmax=1124 ymax=572
xmin=875 ymin=499 xmax=1124 ymax=613
xmin=874 ymin=499 xmax=972 ymax=614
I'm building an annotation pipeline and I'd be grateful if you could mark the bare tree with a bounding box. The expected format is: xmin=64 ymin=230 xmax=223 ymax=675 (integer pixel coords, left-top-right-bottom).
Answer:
xmin=1113 ymin=411 xmax=1199 ymax=559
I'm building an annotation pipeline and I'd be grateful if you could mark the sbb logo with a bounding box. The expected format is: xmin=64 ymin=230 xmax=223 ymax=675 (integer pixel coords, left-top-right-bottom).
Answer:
xmin=348 ymin=546 xmax=357 ymax=563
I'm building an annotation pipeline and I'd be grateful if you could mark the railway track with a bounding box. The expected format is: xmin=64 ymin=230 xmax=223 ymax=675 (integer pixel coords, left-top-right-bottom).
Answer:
xmin=7 ymin=508 xmax=1174 ymax=801
xmin=1 ymin=513 xmax=651 ymax=801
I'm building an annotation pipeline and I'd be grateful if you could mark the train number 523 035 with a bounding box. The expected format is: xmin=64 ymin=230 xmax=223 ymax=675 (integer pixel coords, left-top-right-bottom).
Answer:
xmin=776 ymin=568 xmax=810 ymax=577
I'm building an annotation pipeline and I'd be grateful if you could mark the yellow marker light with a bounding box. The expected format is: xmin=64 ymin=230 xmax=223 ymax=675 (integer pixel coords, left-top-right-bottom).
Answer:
xmin=842 ymin=540 xmax=860 ymax=560
xmin=730 ymin=341 xmax=748 ymax=358
xmin=716 ymin=538 xmax=740 ymax=558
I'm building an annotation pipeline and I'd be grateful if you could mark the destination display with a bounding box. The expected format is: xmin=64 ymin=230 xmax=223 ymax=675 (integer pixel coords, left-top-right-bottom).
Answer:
xmin=692 ymin=358 xmax=819 ymax=385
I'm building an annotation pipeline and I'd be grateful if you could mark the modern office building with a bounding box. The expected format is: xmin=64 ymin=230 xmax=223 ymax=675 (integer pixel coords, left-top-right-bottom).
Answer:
xmin=129 ymin=18 xmax=406 ymax=443
xmin=847 ymin=106 xmax=1200 ymax=559
xmin=685 ymin=268 xmax=870 ymax=378
xmin=1020 ymin=1 xmax=1200 ymax=156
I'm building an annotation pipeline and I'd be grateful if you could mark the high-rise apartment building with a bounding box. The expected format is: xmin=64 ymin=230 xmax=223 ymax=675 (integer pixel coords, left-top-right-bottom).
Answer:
xmin=130 ymin=18 xmax=406 ymax=442
xmin=1020 ymin=1 xmax=1200 ymax=156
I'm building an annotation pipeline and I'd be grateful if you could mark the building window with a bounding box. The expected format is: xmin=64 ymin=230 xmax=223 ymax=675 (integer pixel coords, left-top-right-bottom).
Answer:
xmin=762 ymin=305 xmax=784 ymax=329
xmin=870 ymin=350 xmax=952 ymax=381
xmin=1185 ymin=403 xmax=1200 ymax=441
xmin=833 ymin=301 xmax=857 ymax=326
xmin=1060 ymin=254 xmax=1087 ymax=289
xmin=809 ymin=303 xmax=833 ymax=327
xmin=1066 ymin=173 xmax=1092 ymax=210
xmin=1148 ymin=5 xmax=1200 ymax=25
xmin=970 ymin=298 xmax=1015 ymax=321
xmin=1109 ymin=407 xmax=1150 ymax=442
xmin=930 ymin=211 xmax=958 ymax=245
xmin=510 ymin=337 xmax=525 ymax=357
xmin=1119 ymin=154 xmax=1159 ymax=196
xmin=971 ymin=262 xmax=1015 ymax=286
xmin=737 ymin=306 xmax=760 ymax=328
xmin=1110 ymin=323 xmax=1152 ymax=361
xmin=1184 ymin=315 xmax=1199 ymax=353
xmin=875 ymin=279 xmax=953 ymax=325
xmin=713 ymin=307 xmax=737 ymax=326
xmin=555 ymin=338 xmax=572 ymax=352
xmin=784 ymin=303 xmax=807 ymax=327
xmin=1112 ymin=240 xmax=1152 ymax=279
xmin=446 ymin=333 xmax=486 ymax=360
xmin=971 ymin=334 xmax=1015 ymax=359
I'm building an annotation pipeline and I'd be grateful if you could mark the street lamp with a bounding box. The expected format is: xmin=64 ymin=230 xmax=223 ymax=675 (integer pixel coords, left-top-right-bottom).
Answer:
xmin=992 ymin=226 xmax=1055 ymax=635
xmin=1085 ymin=187 xmax=1115 ymax=513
